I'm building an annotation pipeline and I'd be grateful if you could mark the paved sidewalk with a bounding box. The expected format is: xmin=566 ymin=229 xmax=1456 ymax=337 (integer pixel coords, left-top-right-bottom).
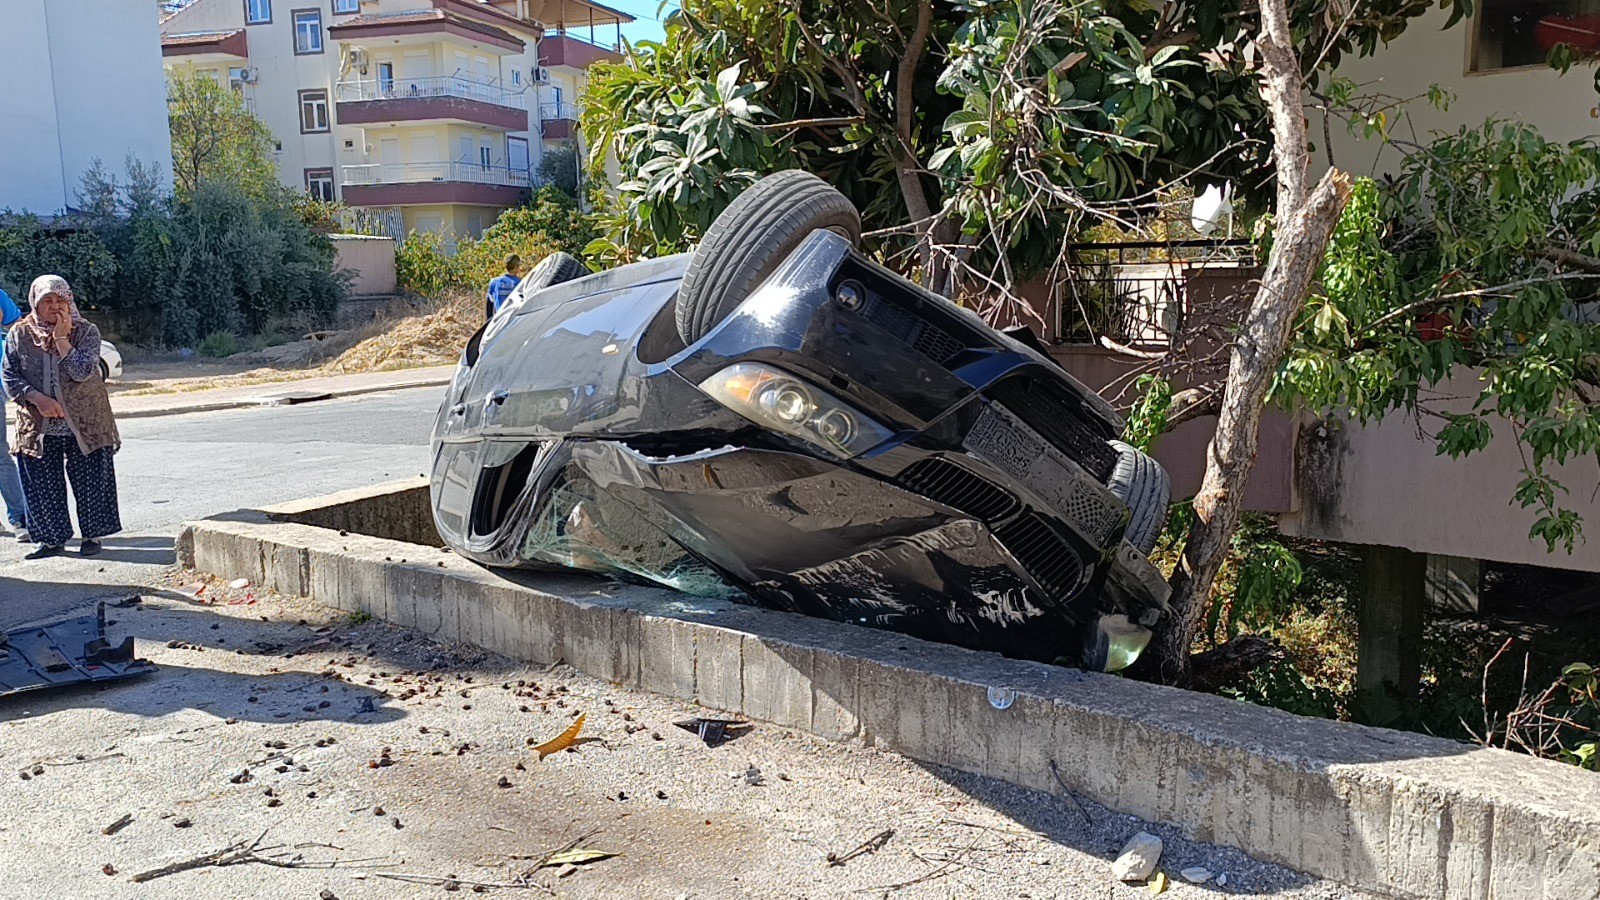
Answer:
xmin=105 ymin=366 xmax=456 ymax=419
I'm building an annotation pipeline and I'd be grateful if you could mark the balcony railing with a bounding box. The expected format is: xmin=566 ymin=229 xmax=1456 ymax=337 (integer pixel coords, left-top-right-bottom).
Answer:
xmin=341 ymin=161 xmax=532 ymax=187
xmin=335 ymin=75 xmax=524 ymax=109
xmin=543 ymin=28 xmax=621 ymax=53
xmin=540 ymin=101 xmax=581 ymax=121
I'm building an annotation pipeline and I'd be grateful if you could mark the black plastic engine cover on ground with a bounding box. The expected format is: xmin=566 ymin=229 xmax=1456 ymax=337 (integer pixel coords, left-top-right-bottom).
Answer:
xmin=0 ymin=602 xmax=156 ymax=698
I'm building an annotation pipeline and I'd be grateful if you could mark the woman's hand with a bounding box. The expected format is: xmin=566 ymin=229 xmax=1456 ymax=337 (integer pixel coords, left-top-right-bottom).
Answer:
xmin=31 ymin=394 xmax=65 ymax=419
xmin=46 ymin=319 xmax=73 ymax=354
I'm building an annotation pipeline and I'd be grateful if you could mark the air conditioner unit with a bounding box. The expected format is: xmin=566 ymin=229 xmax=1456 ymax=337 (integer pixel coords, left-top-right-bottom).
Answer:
xmin=531 ymin=66 xmax=550 ymax=83
xmin=237 ymin=68 xmax=259 ymax=84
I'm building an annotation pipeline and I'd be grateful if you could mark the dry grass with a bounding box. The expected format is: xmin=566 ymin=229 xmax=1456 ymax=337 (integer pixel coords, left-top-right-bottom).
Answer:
xmin=111 ymin=292 xmax=477 ymax=397
xmin=323 ymin=289 xmax=478 ymax=374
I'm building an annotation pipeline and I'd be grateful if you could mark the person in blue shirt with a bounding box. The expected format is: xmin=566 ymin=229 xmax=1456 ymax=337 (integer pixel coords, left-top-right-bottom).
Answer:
xmin=0 ymin=287 xmax=28 ymax=541
xmin=485 ymin=254 xmax=525 ymax=322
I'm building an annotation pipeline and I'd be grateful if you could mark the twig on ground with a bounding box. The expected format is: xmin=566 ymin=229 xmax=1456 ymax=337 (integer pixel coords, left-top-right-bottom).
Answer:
xmin=1047 ymin=760 xmax=1093 ymax=825
xmin=34 ymin=752 xmax=127 ymax=768
xmin=373 ymin=872 xmax=556 ymax=892
xmin=131 ymin=830 xmax=386 ymax=882
xmin=102 ymin=814 xmax=135 ymax=836
xmin=827 ymin=828 xmax=895 ymax=867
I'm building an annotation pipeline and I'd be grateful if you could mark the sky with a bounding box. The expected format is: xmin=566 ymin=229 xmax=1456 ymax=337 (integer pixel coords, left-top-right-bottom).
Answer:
xmin=603 ymin=0 xmax=673 ymax=45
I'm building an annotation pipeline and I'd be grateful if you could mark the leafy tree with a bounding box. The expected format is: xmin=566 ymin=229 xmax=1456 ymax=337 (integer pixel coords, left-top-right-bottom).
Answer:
xmin=166 ymin=67 xmax=279 ymax=200
xmin=1281 ymin=121 xmax=1600 ymax=553
xmin=537 ymin=145 xmax=582 ymax=198
xmin=584 ymin=0 xmax=1449 ymax=291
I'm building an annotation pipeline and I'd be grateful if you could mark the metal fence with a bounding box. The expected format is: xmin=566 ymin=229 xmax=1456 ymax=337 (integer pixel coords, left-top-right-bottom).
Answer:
xmin=1057 ymin=240 xmax=1258 ymax=347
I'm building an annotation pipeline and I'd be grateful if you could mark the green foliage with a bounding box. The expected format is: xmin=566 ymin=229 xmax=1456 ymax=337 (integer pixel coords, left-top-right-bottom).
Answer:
xmin=1223 ymin=657 xmax=1344 ymax=720
xmin=166 ymin=67 xmax=279 ymax=201
xmin=395 ymin=192 xmax=586 ymax=297
xmin=584 ymin=0 xmax=1445 ymax=285
xmin=395 ymin=230 xmax=463 ymax=298
xmin=1122 ymin=373 xmax=1173 ymax=451
xmin=1279 ymin=124 xmax=1600 ymax=552
xmin=0 ymin=158 xmax=344 ymax=346
xmin=537 ymin=145 xmax=582 ymax=197
xmin=586 ymin=57 xmax=777 ymax=260
xmin=197 ymin=330 xmax=240 ymax=358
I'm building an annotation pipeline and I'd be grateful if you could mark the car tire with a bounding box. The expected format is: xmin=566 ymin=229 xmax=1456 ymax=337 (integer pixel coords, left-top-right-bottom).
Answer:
xmin=519 ymin=251 xmax=589 ymax=297
xmin=1107 ymin=440 xmax=1170 ymax=555
xmin=675 ymin=170 xmax=861 ymax=344
xmin=99 ymin=360 xmax=110 ymax=381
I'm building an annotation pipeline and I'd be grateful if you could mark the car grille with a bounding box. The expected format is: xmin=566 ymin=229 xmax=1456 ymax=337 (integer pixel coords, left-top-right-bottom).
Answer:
xmin=993 ymin=512 xmax=1087 ymax=599
xmin=896 ymin=457 xmax=1020 ymax=521
xmin=863 ymin=297 xmax=966 ymax=365
xmin=986 ymin=378 xmax=1118 ymax=484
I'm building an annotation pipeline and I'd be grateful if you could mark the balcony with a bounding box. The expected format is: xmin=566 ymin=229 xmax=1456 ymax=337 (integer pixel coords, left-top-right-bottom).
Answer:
xmin=339 ymin=161 xmax=532 ymax=208
xmin=539 ymin=31 xmax=622 ymax=69
xmin=335 ymin=76 xmax=528 ymax=131
xmin=539 ymin=101 xmax=580 ymax=140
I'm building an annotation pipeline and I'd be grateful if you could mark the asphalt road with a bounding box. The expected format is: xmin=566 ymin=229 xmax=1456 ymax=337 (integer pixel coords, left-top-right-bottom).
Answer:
xmin=0 ymin=386 xmax=439 ymax=628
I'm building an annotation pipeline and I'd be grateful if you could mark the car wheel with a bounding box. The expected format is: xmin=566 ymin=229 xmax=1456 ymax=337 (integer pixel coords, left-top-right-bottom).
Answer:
xmin=675 ymin=170 xmax=861 ymax=345
xmin=1107 ymin=441 xmax=1170 ymax=555
xmin=520 ymin=251 xmax=589 ymax=295
xmin=99 ymin=360 xmax=110 ymax=381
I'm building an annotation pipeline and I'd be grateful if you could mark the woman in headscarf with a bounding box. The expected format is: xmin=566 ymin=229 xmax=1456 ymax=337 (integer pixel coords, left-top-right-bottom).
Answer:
xmin=1 ymin=275 xmax=122 ymax=559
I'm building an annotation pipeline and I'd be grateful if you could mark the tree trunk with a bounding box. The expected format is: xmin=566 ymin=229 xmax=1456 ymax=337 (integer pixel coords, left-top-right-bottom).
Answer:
xmin=1141 ymin=0 xmax=1354 ymax=687
xmin=892 ymin=0 xmax=943 ymax=288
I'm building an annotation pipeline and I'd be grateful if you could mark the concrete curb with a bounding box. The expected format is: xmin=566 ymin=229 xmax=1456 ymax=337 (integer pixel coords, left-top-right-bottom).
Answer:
xmin=179 ymin=506 xmax=1600 ymax=900
xmin=112 ymin=375 xmax=452 ymax=420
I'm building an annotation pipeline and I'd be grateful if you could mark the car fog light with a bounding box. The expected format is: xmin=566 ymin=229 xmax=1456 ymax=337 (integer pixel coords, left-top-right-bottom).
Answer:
xmin=1084 ymin=613 xmax=1153 ymax=673
xmin=835 ymin=279 xmax=866 ymax=310
xmin=699 ymin=362 xmax=893 ymax=458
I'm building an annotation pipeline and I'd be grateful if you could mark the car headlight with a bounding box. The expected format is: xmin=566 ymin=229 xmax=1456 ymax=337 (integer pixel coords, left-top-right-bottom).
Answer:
xmin=699 ymin=362 xmax=892 ymax=458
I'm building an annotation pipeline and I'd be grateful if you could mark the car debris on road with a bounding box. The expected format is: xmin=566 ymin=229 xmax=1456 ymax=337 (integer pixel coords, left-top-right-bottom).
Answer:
xmin=0 ymin=602 xmax=155 ymax=698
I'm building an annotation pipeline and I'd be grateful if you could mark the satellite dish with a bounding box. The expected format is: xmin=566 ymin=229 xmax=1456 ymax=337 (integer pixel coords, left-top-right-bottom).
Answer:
xmin=1191 ymin=183 xmax=1233 ymax=236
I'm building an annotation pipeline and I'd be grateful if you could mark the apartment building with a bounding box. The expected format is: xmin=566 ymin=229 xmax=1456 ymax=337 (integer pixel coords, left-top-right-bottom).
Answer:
xmin=158 ymin=0 xmax=629 ymax=238
xmin=0 ymin=0 xmax=171 ymax=215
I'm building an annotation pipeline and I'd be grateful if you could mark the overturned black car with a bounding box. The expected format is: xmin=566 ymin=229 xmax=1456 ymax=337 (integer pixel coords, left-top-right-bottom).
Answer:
xmin=431 ymin=171 xmax=1171 ymax=672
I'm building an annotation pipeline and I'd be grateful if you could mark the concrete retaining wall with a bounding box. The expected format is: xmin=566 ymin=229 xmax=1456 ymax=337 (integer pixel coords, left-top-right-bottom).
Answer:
xmin=178 ymin=489 xmax=1600 ymax=900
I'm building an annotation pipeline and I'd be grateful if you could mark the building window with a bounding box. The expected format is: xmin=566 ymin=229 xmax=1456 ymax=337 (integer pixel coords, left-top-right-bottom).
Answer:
xmin=512 ymin=68 xmax=522 ymax=87
xmin=332 ymin=0 xmax=359 ymax=13
xmin=292 ymin=9 xmax=324 ymax=55
xmin=1471 ymin=1 xmax=1600 ymax=72
xmin=377 ymin=61 xmax=394 ymax=95
xmin=480 ymin=145 xmax=493 ymax=170
xmin=298 ymin=89 xmax=329 ymax=133
xmin=245 ymin=0 xmax=271 ymax=24
xmin=305 ymin=168 xmax=335 ymax=202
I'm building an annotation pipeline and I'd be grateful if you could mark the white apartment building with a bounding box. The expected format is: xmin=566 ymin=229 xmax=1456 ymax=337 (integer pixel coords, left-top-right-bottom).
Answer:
xmin=158 ymin=0 xmax=629 ymax=238
xmin=0 ymin=0 xmax=172 ymax=215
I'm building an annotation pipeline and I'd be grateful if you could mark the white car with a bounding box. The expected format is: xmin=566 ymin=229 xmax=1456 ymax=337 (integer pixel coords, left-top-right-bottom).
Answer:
xmin=100 ymin=340 xmax=122 ymax=380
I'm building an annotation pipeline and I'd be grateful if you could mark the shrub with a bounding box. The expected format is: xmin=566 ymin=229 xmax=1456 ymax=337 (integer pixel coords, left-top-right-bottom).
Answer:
xmin=395 ymin=229 xmax=463 ymax=298
xmin=0 ymin=158 xmax=347 ymax=347
xmin=197 ymin=330 xmax=240 ymax=357
xmin=395 ymin=190 xmax=594 ymax=298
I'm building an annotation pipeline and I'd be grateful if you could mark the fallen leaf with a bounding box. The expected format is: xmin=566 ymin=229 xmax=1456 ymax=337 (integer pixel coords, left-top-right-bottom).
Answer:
xmin=1149 ymin=871 xmax=1168 ymax=894
xmin=541 ymin=849 xmax=616 ymax=867
xmin=533 ymin=713 xmax=586 ymax=760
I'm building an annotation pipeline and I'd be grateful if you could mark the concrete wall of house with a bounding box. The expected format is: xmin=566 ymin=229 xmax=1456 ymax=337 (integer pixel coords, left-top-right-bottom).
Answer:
xmin=330 ymin=234 xmax=397 ymax=296
xmin=1280 ymin=369 xmax=1600 ymax=572
xmin=1320 ymin=4 xmax=1600 ymax=179
xmin=0 ymin=0 xmax=171 ymax=215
